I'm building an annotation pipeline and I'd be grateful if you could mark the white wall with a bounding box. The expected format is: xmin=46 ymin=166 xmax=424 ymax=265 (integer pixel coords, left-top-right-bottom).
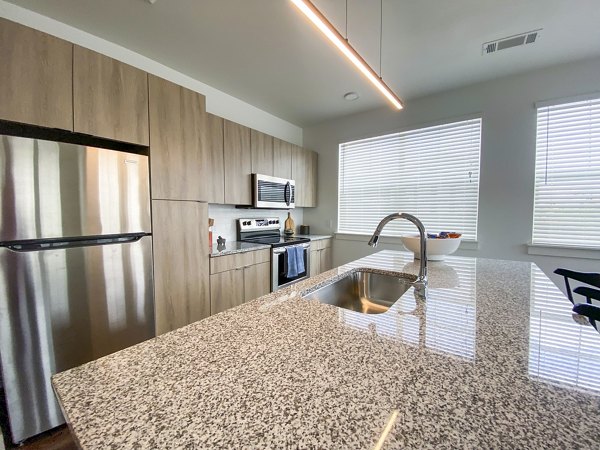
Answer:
xmin=0 ymin=1 xmax=303 ymax=145
xmin=303 ymin=57 xmax=600 ymax=291
xmin=208 ymin=205 xmax=304 ymax=244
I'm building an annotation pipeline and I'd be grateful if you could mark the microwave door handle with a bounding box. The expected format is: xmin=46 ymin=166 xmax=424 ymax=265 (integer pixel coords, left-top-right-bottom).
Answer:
xmin=284 ymin=181 xmax=291 ymax=206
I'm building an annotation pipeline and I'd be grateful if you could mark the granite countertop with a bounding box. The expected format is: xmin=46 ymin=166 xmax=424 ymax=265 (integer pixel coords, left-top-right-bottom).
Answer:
xmin=53 ymin=251 xmax=600 ymax=449
xmin=209 ymin=241 xmax=270 ymax=257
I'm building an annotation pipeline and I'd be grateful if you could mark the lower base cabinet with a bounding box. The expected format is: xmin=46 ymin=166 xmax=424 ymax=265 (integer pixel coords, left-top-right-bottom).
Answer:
xmin=152 ymin=200 xmax=210 ymax=335
xmin=209 ymin=269 xmax=245 ymax=315
xmin=210 ymin=250 xmax=270 ymax=315
xmin=309 ymin=238 xmax=332 ymax=277
xmin=243 ymin=261 xmax=271 ymax=302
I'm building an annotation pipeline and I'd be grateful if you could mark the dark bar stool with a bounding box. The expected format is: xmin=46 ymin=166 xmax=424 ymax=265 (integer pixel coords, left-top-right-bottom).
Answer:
xmin=554 ymin=268 xmax=600 ymax=328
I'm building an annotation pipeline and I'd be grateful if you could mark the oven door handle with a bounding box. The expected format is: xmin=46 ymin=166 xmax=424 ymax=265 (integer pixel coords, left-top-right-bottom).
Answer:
xmin=273 ymin=243 xmax=311 ymax=254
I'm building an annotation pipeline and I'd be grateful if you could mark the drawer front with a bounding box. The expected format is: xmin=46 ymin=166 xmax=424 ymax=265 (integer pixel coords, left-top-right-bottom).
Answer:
xmin=313 ymin=238 xmax=332 ymax=251
xmin=210 ymin=249 xmax=270 ymax=274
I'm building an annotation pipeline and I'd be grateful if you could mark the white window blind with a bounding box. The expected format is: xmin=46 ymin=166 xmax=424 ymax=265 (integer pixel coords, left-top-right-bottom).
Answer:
xmin=532 ymin=96 xmax=600 ymax=247
xmin=338 ymin=118 xmax=481 ymax=240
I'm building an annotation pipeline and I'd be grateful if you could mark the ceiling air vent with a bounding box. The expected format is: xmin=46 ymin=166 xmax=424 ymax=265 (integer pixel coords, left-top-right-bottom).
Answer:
xmin=482 ymin=29 xmax=541 ymax=55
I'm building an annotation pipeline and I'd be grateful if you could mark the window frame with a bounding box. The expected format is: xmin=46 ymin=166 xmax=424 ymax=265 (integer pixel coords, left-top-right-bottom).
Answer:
xmin=336 ymin=116 xmax=483 ymax=242
xmin=529 ymin=93 xmax=600 ymax=255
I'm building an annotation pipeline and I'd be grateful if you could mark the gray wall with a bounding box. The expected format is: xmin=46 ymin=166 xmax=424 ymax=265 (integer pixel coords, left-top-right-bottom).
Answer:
xmin=303 ymin=56 xmax=600 ymax=290
xmin=208 ymin=205 xmax=303 ymax=244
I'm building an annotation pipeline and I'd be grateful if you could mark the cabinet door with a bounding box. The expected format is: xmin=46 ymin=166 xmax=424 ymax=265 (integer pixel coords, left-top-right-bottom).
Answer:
xmin=309 ymin=249 xmax=320 ymax=277
xmin=149 ymin=75 xmax=208 ymax=201
xmin=74 ymin=46 xmax=149 ymax=145
xmin=305 ymin=149 xmax=318 ymax=207
xmin=291 ymin=145 xmax=306 ymax=206
xmin=207 ymin=113 xmax=225 ymax=204
xmin=244 ymin=262 xmax=271 ymax=302
xmin=273 ymin=138 xmax=292 ymax=179
xmin=292 ymin=146 xmax=318 ymax=207
xmin=251 ymin=129 xmax=274 ymax=176
xmin=319 ymin=247 xmax=332 ymax=273
xmin=223 ymin=120 xmax=252 ymax=205
xmin=210 ymin=268 xmax=245 ymax=315
xmin=0 ymin=18 xmax=73 ymax=130
xmin=152 ymin=200 xmax=210 ymax=334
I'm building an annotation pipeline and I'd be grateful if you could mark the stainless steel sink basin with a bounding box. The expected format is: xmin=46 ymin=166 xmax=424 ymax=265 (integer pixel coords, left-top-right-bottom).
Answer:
xmin=303 ymin=269 xmax=416 ymax=314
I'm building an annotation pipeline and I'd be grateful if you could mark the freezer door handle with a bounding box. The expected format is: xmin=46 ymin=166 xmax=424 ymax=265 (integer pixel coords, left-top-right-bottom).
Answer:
xmin=0 ymin=233 xmax=150 ymax=252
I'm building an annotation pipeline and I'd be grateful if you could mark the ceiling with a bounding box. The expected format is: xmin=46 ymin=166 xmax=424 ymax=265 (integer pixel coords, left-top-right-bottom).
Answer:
xmin=7 ymin=0 xmax=600 ymax=126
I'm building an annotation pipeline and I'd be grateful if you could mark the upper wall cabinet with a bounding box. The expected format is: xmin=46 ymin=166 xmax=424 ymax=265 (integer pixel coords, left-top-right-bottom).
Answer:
xmin=73 ymin=46 xmax=149 ymax=145
xmin=207 ymin=113 xmax=225 ymax=204
xmin=223 ymin=120 xmax=252 ymax=205
xmin=251 ymin=129 xmax=273 ymax=176
xmin=273 ymin=138 xmax=292 ymax=180
xmin=0 ymin=18 xmax=73 ymax=130
xmin=292 ymin=145 xmax=318 ymax=207
xmin=149 ymin=75 xmax=208 ymax=201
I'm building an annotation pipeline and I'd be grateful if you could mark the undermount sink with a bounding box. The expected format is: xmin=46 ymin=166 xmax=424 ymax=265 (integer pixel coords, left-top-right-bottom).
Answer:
xmin=303 ymin=269 xmax=416 ymax=314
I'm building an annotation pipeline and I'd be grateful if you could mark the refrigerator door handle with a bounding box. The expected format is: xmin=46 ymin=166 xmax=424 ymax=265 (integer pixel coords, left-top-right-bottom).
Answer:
xmin=0 ymin=233 xmax=150 ymax=253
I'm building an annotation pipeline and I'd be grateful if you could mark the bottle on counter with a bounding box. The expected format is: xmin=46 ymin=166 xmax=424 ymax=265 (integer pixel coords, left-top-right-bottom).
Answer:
xmin=284 ymin=211 xmax=295 ymax=236
xmin=208 ymin=218 xmax=214 ymax=250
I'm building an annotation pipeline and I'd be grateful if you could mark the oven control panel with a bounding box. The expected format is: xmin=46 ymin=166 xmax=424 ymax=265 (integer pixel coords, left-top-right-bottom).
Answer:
xmin=238 ymin=218 xmax=281 ymax=231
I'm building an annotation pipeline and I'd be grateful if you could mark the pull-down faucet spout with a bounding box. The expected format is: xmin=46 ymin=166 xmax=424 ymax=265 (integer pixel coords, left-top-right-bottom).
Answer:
xmin=368 ymin=213 xmax=428 ymax=287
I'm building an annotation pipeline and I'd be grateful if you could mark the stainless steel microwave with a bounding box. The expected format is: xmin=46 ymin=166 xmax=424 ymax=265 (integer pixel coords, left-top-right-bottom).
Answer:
xmin=253 ymin=174 xmax=295 ymax=209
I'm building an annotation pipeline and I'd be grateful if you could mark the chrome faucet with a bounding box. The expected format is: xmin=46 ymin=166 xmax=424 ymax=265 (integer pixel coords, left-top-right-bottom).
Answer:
xmin=368 ymin=213 xmax=428 ymax=296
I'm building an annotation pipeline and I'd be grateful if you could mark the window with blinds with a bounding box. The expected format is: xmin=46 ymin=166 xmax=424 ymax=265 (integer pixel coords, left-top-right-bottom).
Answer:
xmin=532 ymin=96 xmax=600 ymax=248
xmin=338 ymin=118 xmax=482 ymax=240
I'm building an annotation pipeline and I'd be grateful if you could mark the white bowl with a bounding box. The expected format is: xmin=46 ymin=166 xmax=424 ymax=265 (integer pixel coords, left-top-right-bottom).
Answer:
xmin=400 ymin=235 xmax=461 ymax=261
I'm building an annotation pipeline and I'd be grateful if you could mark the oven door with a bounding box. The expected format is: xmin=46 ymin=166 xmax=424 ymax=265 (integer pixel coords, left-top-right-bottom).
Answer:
xmin=253 ymin=173 xmax=295 ymax=209
xmin=272 ymin=243 xmax=310 ymax=291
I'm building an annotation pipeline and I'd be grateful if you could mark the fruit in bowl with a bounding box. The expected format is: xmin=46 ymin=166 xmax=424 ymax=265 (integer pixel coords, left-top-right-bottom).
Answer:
xmin=400 ymin=232 xmax=462 ymax=261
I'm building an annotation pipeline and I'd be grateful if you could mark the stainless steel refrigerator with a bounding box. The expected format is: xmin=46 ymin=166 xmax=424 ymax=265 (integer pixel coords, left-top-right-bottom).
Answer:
xmin=0 ymin=135 xmax=155 ymax=444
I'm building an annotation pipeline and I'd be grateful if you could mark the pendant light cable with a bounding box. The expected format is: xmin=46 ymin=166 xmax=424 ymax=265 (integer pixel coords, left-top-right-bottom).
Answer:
xmin=345 ymin=0 xmax=348 ymax=40
xmin=379 ymin=0 xmax=383 ymax=78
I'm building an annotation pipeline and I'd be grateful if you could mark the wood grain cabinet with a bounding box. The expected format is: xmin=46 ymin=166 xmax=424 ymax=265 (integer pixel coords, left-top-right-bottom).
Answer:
xmin=207 ymin=113 xmax=225 ymax=204
xmin=0 ymin=18 xmax=73 ymax=130
xmin=244 ymin=261 xmax=271 ymax=302
xmin=251 ymin=129 xmax=274 ymax=176
xmin=223 ymin=120 xmax=252 ymax=205
xmin=209 ymin=269 xmax=245 ymax=315
xmin=74 ymin=46 xmax=149 ymax=145
xmin=292 ymin=145 xmax=318 ymax=207
xmin=309 ymin=238 xmax=332 ymax=277
xmin=152 ymin=200 xmax=210 ymax=335
xmin=149 ymin=75 xmax=208 ymax=201
xmin=210 ymin=249 xmax=270 ymax=315
xmin=273 ymin=138 xmax=293 ymax=179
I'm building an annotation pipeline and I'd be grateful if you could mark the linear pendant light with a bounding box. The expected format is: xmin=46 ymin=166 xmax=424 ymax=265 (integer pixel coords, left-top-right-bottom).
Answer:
xmin=290 ymin=0 xmax=403 ymax=110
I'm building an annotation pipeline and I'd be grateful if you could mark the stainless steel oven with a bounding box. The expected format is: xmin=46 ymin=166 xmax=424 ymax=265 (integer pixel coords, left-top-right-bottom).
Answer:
xmin=272 ymin=242 xmax=311 ymax=291
xmin=253 ymin=174 xmax=295 ymax=209
xmin=237 ymin=218 xmax=310 ymax=292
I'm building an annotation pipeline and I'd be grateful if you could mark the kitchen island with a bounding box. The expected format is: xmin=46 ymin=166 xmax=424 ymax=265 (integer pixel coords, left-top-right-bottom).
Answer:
xmin=53 ymin=251 xmax=600 ymax=449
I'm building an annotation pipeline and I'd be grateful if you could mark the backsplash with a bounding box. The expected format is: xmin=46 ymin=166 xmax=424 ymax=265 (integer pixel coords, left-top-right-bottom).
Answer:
xmin=208 ymin=204 xmax=304 ymax=243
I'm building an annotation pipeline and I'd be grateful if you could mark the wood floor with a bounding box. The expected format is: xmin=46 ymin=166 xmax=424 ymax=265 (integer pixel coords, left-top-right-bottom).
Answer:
xmin=6 ymin=426 xmax=77 ymax=450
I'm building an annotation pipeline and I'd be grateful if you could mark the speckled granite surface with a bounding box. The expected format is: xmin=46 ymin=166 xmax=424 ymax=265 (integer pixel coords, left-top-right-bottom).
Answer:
xmin=53 ymin=251 xmax=600 ymax=449
xmin=209 ymin=241 xmax=270 ymax=257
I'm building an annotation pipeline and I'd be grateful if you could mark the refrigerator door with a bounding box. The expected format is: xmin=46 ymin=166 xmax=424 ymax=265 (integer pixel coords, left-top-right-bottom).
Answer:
xmin=0 ymin=235 xmax=154 ymax=444
xmin=0 ymin=135 xmax=151 ymax=242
